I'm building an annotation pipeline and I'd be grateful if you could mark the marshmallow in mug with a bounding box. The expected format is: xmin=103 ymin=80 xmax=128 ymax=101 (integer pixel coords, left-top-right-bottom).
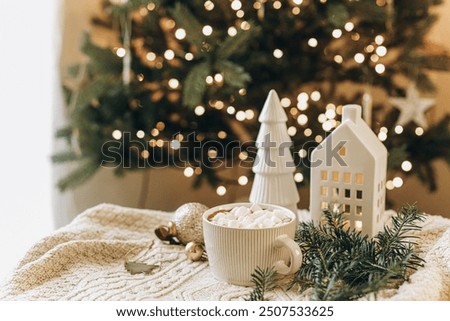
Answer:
xmin=209 ymin=203 xmax=292 ymax=229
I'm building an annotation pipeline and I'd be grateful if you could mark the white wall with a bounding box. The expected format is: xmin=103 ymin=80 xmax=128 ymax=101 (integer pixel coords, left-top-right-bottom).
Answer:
xmin=0 ymin=1 xmax=57 ymax=280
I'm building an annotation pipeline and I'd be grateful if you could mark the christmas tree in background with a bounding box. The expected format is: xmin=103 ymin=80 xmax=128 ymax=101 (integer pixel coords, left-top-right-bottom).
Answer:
xmin=54 ymin=0 xmax=450 ymax=198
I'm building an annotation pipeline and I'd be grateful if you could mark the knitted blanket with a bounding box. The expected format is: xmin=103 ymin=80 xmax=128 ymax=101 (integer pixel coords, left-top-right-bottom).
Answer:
xmin=1 ymin=203 xmax=449 ymax=301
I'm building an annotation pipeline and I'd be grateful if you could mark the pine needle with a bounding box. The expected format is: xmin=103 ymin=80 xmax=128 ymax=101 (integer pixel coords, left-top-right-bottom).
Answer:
xmin=245 ymin=267 xmax=278 ymax=301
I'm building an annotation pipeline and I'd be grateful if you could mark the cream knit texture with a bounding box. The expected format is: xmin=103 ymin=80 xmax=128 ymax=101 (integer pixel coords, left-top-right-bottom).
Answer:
xmin=0 ymin=203 xmax=449 ymax=300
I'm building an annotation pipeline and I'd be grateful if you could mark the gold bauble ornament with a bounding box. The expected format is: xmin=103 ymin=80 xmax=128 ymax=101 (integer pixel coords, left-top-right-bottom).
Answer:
xmin=172 ymin=202 xmax=209 ymax=244
xmin=184 ymin=241 xmax=205 ymax=261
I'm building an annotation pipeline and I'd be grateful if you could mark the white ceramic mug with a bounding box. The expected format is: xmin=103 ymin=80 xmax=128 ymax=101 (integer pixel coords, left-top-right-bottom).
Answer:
xmin=202 ymin=202 xmax=302 ymax=286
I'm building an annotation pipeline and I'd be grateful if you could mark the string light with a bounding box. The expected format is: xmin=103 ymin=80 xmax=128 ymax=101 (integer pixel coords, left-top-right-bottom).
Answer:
xmin=394 ymin=125 xmax=404 ymax=134
xmin=146 ymin=52 xmax=156 ymax=61
xmin=332 ymin=29 xmax=342 ymax=38
xmin=227 ymin=106 xmax=236 ymax=114
xmin=208 ymin=149 xmax=218 ymax=158
xmin=205 ymin=75 xmax=214 ymax=85
xmin=147 ymin=2 xmax=156 ymax=11
xmin=334 ymin=55 xmax=343 ymax=64
xmin=351 ymin=33 xmax=360 ymax=41
xmin=170 ymin=140 xmax=181 ymax=150
xmin=136 ymin=130 xmax=145 ymax=139
xmin=290 ymin=107 xmax=298 ymax=116
xmin=415 ymin=127 xmax=424 ymax=136
xmin=310 ymin=91 xmax=321 ymax=101
xmin=116 ymin=47 xmax=126 ymax=57
xmin=240 ymin=21 xmax=251 ymax=30
xmin=273 ymin=49 xmax=284 ymax=59
xmin=185 ymin=52 xmax=194 ymax=61
xmin=202 ymin=25 xmax=213 ymax=36
xmin=325 ymin=109 xmax=336 ymax=119
xmin=378 ymin=131 xmax=387 ymax=141
xmin=370 ymin=54 xmax=380 ymax=62
xmin=386 ymin=180 xmax=394 ymax=190
xmin=292 ymin=7 xmax=300 ymax=15
xmin=280 ymin=98 xmax=290 ymax=107
xmin=194 ymin=105 xmax=205 ymax=116
xmin=236 ymin=10 xmax=244 ymax=18
xmin=375 ymin=35 xmax=384 ymax=45
xmin=304 ymin=128 xmax=312 ymax=137
xmin=294 ymin=172 xmax=304 ymax=183
xmin=214 ymin=73 xmax=224 ymax=83
xmin=293 ymin=0 xmax=303 ymax=4
xmin=287 ymin=126 xmax=297 ymax=136
xmin=216 ymin=186 xmax=227 ymax=196
xmin=218 ymin=131 xmax=227 ymax=139
xmin=317 ymin=113 xmax=327 ymax=123
xmin=238 ymin=151 xmax=248 ymax=160
xmin=204 ymin=0 xmax=214 ymax=11
xmin=299 ymin=149 xmax=307 ymax=158
xmin=112 ymin=130 xmax=122 ymax=140
xmin=151 ymin=128 xmax=160 ymax=136
xmin=315 ymin=135 xmax=323 ymax=143
xmin=376 ymin=46 xmax=387 ymax=57
xmin=297 ymin=114 xmax=308 ymax=126
xmin=238 ymin=176 xmax=248 ymax=186
xmin=308 ymin=38 xmax=318 ymax=47
xmin=375 ymin=63 xmax=385 ymax=74
xmin=322 ymin=120 xmax=333 ymax=131
xmin=245 ymin=109 xmax=255 ymax=120
xmin=273 ymin=1 xmax=282 ymax=9
xmin=184 ymin=167 xmax=194 ymax=177
xmin=344 ymin=22 xmax=354 ymax=31
xmin=354 ymin=53 xmax=365 ymax=63
xmin=168 ymin=78 xmax=179 ymax=89
xmin=175 ymin=28 xmax=186 ymax=40
xmin=365 ymin=45 xmax=375 ymax=53
xmin=141 ymin=150 xmax=150 ymax=159
xmin=231 ymin=0 xmax=242 ymax=10
xmin=402 ymin=160 xmax=412 ymax=172
xmin=393 ymin=177 xmax=403 ymax=188
xmin=228 ymin=26 xmax=238 ymax=37
xmin=156 ymin=121 xmax=165 ymax=131
xmin=164 ymin=49 xmax=175 ymax=60
xmin=236 ymin=110 xmax=246 ymax=121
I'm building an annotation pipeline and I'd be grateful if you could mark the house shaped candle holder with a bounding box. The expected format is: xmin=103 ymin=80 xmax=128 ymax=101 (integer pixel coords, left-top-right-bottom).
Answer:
xmin=310 ymin=104 xmax=388 ymax=237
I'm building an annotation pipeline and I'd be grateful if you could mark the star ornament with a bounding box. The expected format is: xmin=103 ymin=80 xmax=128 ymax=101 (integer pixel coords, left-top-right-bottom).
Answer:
xmin=389 ymin=84 xmax=435 ymax=129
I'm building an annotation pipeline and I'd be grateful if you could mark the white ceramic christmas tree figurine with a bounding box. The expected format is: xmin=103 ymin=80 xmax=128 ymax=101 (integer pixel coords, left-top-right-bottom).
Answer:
xmin=310 ymin=104 xmax=388 ymax=237
xmin=249 ymin=90 xmax=300 ymax=213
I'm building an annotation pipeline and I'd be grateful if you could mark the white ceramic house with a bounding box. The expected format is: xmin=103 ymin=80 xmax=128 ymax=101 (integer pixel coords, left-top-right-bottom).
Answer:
xmin=249 ymin=90 xmax=300 ymax=213
xmin=310 ymin=104 xmax=388 ymax=237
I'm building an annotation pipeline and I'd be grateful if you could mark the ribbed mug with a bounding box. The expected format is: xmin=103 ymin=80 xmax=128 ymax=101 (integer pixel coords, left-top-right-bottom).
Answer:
xmin=202 ymin=202 xmax=302 ymax=286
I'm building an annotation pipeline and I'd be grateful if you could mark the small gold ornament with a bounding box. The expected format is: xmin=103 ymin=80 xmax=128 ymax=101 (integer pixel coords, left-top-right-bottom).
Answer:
xmin=172 ymin=202 xmax=209 ymax=244
xmin=185 ymin=241 xmax=205 ymax=261
xmin=154 ymin=221 xmax=180 ymax=244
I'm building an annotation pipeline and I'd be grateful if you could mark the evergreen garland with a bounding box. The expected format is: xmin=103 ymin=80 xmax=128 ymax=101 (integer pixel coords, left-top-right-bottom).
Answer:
xmin=247 ymin=204 xmax=425 ymax=301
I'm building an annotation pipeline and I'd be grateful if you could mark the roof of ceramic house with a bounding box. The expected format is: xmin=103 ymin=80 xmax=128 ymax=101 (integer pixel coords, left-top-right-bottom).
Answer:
xmin=313 ymin=104 xmax=387 ymax=161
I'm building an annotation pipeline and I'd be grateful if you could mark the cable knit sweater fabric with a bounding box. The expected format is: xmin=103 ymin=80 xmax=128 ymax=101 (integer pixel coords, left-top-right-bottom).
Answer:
xmin=0 ymin=203 xmax=449 ymax=301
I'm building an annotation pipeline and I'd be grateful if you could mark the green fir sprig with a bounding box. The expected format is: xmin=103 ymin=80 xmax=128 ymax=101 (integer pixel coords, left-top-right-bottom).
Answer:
xmin=247 ymin=204 xmax=425 ymax=301
xmin=245 ymin=266 xmax=278 ymax=301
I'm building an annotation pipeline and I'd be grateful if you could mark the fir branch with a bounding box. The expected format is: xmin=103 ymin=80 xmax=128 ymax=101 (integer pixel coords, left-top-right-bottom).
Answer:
xmin=217 ymin=25 xmax=261 ymax=60
xmin=56 ymin=160 xmax=99 ymax=192
xmin=182 ymin=62 xmax=210 ymax=108
xmin=215 ymin=60 xmax=251 ymax=89
xmin=290 ymin=204 xmax=425 ymax=301
xmin=169 ymin=3 xmax=205 ymax=50
xmin=245 ymin=266 xmax=278 ymax=301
